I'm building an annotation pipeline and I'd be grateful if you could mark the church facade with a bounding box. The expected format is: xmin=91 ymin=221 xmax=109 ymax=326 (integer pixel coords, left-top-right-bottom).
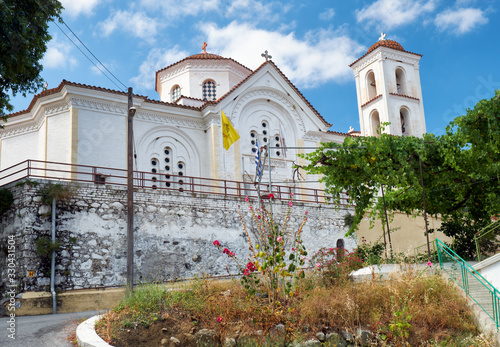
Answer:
xmin=0 ymin=39 xmax=426 ymax=191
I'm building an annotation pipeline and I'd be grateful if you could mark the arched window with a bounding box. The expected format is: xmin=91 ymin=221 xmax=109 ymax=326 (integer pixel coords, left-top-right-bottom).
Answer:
xmin=151 ymin=158 xmax=158 ymax=189
xmin=171 ymin=85 xmax=181 ymax=102
xmin=366 ymin=70 xmax=377 ymax=100
xmin=336 ymin=239 xmax=345 ymax=249
xmin=400 ymin=108 xmax=410 ymax=135
xmin=164 ymin=147 xmax=172 ymax=188
xmin=370 ymin=110 xmax=380 ymax=136
xmin=202 ymin=80 xmax=216 ymax=101
xmin=395 ymin=68 xmax=407 ymax=95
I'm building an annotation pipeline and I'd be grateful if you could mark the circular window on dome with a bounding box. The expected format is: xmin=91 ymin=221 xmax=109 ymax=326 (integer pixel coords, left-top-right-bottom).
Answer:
xmin=152 ymin=168 xmax=157 ymax=173
xmin=151 ymin=159 xmax=157 ymax=166
xmin=262 ymin=122 xmax=267 ymax=128
xmin=165 ymin=165 xmax=170 ymax=171
xmin=164 ymin=149 xmax=170 ymax=155
xmin=263 ymin=137 xmax=268 ymax=143
xmin=178 ymin=163 xmax=183 ymax=169
xmin=165 ymin=158 xmax=170 ymax=163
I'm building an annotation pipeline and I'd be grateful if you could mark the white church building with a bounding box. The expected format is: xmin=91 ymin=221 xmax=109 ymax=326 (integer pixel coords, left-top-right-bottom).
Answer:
xmin=0 ymin=38 xmax=437 ymax=291
xmin=0 ymin=38 xmax=426 ymax=194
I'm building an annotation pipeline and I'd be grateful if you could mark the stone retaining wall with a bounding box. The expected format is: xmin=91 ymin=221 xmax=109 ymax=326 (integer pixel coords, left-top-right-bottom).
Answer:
xmin=0 ymin=180 xmax=354 ymax=292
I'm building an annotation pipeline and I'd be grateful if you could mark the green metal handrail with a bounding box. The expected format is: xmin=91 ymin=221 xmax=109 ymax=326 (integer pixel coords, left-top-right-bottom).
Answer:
xmin=475 ymin=219 xmax=500 ymax=262
xmin=436 ymin=238 xmax=499 ymax=331
xmin=413 ymin=240 xmax=438 ymax=261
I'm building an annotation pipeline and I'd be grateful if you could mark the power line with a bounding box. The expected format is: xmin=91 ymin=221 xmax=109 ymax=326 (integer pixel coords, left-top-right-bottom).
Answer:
xmin=33 ymin=0 xmax=128 ymax=91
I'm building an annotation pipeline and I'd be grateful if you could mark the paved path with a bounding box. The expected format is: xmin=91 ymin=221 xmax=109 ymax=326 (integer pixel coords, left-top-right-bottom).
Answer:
xmin=0 ymin=310 xmax=105 ymax=347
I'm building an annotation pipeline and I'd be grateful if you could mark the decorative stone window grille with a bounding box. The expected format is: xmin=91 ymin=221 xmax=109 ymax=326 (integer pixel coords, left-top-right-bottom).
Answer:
xmin=151 ymin=158 xmax=158 ymax=189
xmin=177 ymin=161 xmax=185 ymax=191
xmin=250 ymin=131 xmax=257 ymax=153
xmin=171 ymin=85 xmax=181 ymax=102
xmin=202 ymin=80 xmax=216 ymax=101
xmin=164 ymin=147 xmax=172 ymax=187
xmin=274 ymin=134 xmax=281 ymax=157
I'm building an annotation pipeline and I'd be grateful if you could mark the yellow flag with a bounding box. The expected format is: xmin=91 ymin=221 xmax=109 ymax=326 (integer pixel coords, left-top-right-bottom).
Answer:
xmin=221 ymin=110 xmax=240 ymax=150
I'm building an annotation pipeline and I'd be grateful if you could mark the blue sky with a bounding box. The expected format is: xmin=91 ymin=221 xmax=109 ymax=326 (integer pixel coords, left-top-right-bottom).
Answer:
xmin=10 ymin=0 xmax=500 ymax=136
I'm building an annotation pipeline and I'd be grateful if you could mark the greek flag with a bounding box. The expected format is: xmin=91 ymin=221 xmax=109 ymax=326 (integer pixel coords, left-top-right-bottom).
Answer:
xmin=255 ymin=139 xmax=262 ymax=180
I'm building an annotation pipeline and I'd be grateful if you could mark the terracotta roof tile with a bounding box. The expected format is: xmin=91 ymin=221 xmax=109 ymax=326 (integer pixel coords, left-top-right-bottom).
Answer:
xmin=361 ymin=94 xmax=382 ymax=108
xmin=6 ymin=80 xmax=204 ymax=118
xmin=389 ymin=93 xmax=420 ymax=101
xmin=155 ymin=52 xmax=253 ymax=92
xmin=349 ymin=40 xmax=422 ymax=68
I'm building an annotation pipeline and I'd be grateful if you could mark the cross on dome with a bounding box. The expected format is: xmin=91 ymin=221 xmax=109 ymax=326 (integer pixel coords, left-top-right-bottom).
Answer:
xmin=379 ymin=32 xmax=386 ymax=41
xmin=261 ymin=50 xmax=272 ymax=61
xmin=202 ymin=41 xmax=207 ymax=53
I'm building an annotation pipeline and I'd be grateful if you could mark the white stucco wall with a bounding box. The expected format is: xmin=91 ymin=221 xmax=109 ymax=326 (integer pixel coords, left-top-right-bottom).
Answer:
xmin=474 ymin=253 xmax=500 ymax=291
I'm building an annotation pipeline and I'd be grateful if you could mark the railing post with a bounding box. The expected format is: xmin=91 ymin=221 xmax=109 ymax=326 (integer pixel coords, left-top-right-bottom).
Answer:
xmin=436 ymin=240 xmax=443 ymax=268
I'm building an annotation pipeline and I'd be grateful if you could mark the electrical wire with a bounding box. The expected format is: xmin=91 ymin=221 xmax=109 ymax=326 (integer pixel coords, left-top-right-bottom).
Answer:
xmin=33 ymin=0 xmax=128 ymax=91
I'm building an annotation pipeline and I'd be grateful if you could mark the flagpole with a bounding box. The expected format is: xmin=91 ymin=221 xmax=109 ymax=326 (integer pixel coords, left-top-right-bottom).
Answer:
xmin=267 ymin=141 xmax=273 ymax=216
xmin=221 ymin=110 xmax=226 ymax=181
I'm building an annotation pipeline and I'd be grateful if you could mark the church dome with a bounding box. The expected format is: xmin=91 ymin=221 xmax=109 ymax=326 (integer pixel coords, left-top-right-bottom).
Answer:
xmin=184 ymin=52 xmax=226 ymax=60
xmin=367 ymin=39 xmax=405 ymax=54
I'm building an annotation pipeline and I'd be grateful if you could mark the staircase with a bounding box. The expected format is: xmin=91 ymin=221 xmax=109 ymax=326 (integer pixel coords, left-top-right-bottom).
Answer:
xmin=436 ymin=239 xmax=499 ymax=344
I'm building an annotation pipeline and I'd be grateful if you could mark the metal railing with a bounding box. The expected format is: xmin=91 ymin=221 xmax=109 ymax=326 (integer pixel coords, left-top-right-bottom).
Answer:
xmin=413 ymin=240 xmax=438 ymax=262
xmin=0 ymin=159 xmax=349 ymax=205
xmin=436 ymin=238 xmax=499 ymax=331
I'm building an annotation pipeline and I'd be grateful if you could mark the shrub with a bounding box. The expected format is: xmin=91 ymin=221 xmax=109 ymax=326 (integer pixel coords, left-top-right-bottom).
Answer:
xmin=310 ymin=247 xmax=363 ymax=283
xmin=354 ymin=237 xmax=385 ymax=265
xmin=0 ymin=188 xmax=14 ymax=215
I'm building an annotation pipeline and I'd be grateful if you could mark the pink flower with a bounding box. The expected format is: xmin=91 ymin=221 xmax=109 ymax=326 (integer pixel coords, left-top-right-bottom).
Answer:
xmin=213 ymin=240 xmax=220 ymax=247
xmin=258 ymin=215 xmax=261 ymax=219
xmin=315 ymin=263 xmax=321 ymax=268
xmin=288 ymin=201 xmax=293 ymax=207
xmin=305 ymin=211 xmax=308 ymax=215
xmin=250 ymin=206 xmax=253 ymax=210
xmin=292 ymin=248 xmax=295 ymax=251
xmin=427 ymin=261 xmax=432 ymax=267
xmin=290 ymin=192 xmax=294 ymax=197
xmin=245 ymin=196 xmax=249 ymax=202
xmin=243 ymin=268 xmax=250 ymax=276
xmin=268 ymin=193 xmax=274 ymax=199
xmin=217 ymin=317 xmax=223 ymax=322
xmin=277 ymin=236 xmax=283 ymax=242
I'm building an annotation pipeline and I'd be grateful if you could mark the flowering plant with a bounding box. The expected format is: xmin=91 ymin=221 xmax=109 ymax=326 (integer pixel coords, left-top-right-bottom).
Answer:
xmin=213 ymin=194 xmax=308 ymax=305
xmin=310 ymin=247 xmax=363 ymax=284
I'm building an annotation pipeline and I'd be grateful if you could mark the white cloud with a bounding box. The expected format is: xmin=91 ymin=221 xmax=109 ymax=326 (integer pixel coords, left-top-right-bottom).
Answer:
xmin=201 ymin=22 xmax=365 ymax=88
xmin=435 ymin=8 xmax=488 ymax=34
xmin=41 ymin=36 xmax=78 ymax=70
xmin=60 ymin=0 xmax=100 ymax=17
xmin=139 ymin=0 xmax=220 ymax=19
xmin=97 ymin=11 xmax=159 ymax=43
xmin=356 ymin=0 xmax=436 ymax=29
xmin=319 ymin=8 xmax=335 ymax=21
xmin=130 ymin=47 xmax=189 ymax=90
xmin=225 ymin=0 xmax=284 ymax=22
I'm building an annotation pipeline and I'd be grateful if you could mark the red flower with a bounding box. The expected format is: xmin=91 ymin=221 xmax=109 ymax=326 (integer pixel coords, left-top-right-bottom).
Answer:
xmin=223 ymin=248 xmax=229 ymax=254
xmin=258 ymin=215 xmax=261 ymax=219
xmin=230 ymin=252 xmax=235 ymax=257
xmin=217 ymin=317 xmax=223 ymax=322
xmin=213 ymin=240 xmax=220 ymax=247
xmin=243 ymin=269 xmax=250 ymax=276
xmin=268 ymin=193 xmax=275 ymax=199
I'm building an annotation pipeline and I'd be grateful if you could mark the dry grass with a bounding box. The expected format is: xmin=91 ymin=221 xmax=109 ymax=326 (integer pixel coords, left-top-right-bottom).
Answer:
xmin=96 ymin=268 xmax=486 ymax=346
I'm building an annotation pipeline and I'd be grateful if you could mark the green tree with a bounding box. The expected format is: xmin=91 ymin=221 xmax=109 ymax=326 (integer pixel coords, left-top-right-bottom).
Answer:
xmin=0 ymin=0 xmax=62 ymax=124
xmin=302 ymin=91 xmax=500 ymax=257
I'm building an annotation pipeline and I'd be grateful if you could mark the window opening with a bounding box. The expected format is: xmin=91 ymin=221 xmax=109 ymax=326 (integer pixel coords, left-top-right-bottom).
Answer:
xmin=171 ymin=85 xmax=181 ymax=102
xmin=202 ymin=80 xmax=216 ymax=101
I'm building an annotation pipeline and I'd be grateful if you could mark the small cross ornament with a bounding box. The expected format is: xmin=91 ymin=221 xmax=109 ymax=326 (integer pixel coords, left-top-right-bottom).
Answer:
xmin=261 ymin=50 xmax=272 ymax=61
xmin=379 ymin=32 xmax=386 ymax=41
xmin=202 ymin=41 xmax=207 ymax=53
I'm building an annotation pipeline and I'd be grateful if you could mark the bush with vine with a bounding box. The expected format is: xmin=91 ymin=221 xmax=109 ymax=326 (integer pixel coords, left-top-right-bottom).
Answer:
xmin=212 ymin=194 xmax=308 ymax=307
xmin=310 ymin=246 xmax=363 ymax=284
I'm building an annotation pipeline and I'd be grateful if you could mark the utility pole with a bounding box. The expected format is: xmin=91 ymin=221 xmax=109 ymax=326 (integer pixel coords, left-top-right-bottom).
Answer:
xmin=127 ymin=88 xmax=136 ymax=292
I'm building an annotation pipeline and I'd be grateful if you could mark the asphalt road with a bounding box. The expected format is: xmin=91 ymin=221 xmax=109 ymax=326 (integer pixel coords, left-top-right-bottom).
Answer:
xmin=0 ymin=310 xmax=105 ymax=347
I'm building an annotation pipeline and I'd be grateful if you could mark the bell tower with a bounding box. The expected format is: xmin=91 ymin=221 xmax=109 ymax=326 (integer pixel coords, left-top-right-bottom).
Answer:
xmin=349 ymin=35 xmax=426 ymax=137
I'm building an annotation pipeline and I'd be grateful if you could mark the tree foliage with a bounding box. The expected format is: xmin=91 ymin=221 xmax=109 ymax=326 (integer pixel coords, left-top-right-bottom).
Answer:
xmin=0 ymin=0 xmax=62 ymax=123
xmin=302 ymin=91 xmax=500 ymax=240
